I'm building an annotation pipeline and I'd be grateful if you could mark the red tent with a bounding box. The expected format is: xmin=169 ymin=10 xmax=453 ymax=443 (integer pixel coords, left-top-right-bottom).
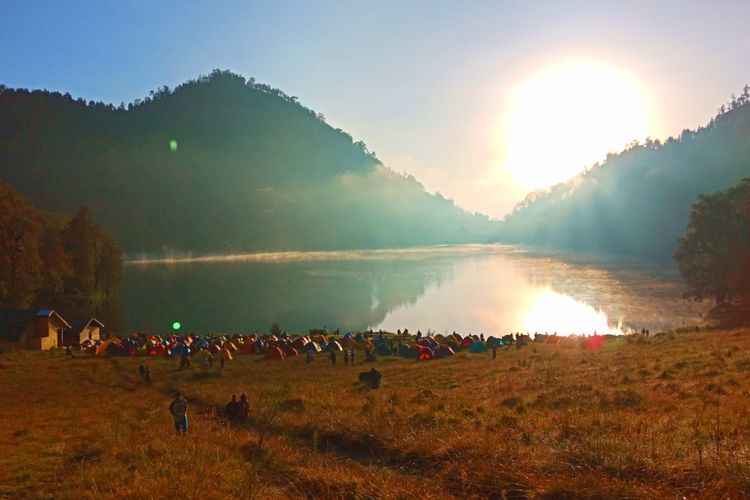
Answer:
xmin=265 ymin=346 xmax=286 ymax=360
xmin=282 ymin=345 xmax=299 ymax=357
xmin=291 ymin=336 xmax=308 ymax=350
xmin=240 ymin=342 xmax=255 ymax=355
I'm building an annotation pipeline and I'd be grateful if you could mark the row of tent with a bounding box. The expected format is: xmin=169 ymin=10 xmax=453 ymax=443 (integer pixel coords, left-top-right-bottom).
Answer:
xmin=82 ymin=330 xmax=600 ymax=361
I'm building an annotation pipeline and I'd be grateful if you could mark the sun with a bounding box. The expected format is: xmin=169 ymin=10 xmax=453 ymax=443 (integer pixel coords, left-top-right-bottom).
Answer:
xmin=502 ymin=59 xmax=651 ymax=191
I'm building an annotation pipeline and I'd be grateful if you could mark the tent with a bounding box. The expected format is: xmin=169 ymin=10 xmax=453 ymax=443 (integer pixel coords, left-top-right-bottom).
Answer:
xmin=374 ymin=343 xmax=392 ymax=356
xmin=417 ymin=346 xmax=435 ymax=360
xmin=282 ymin=345 xmax=299 ymax=357
xmin=292 ymin=336 xmax=309 ymax=350
xmin=445 ymin=339 xmax=461 ymax=351
xmin=469 ymin=341 xmax=488 ymax=353
xmin=327 ymin=340 xmax=343 ymax=352
xmin=265 ymin=346 xmax=286 ymax=360
xmin=306 ymin=341 xmax=322 ymax=353
xmin=240 ymin=342 xmax=255 ymax=355
xmin=195 ymin=349 xmax=212 ymax=361
xmin=460 ymin=338 xmax=474 ymax=348
xmin=436 ymin=344 xmax=456 ymax=357
xmin=399 ymin=344 xmax=417 ymax=358
xmin=218 ymin=348 xmax=233 ymax=360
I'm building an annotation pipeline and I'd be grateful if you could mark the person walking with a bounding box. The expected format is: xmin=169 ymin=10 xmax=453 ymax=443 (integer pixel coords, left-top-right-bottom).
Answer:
xmin=169 ymin=392 xmax=189 ymax=435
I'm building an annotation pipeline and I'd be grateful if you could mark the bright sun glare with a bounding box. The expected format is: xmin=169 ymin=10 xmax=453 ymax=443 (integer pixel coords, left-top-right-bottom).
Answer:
xmin=503 ymin=60 xmax=651 ymax=191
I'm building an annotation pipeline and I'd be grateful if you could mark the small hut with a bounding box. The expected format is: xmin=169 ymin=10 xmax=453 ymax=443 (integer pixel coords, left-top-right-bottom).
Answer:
xmin=0 ymin=309 xmax=71 ymax=350
xmin=63 ymin=317 xmax=104 ymax=346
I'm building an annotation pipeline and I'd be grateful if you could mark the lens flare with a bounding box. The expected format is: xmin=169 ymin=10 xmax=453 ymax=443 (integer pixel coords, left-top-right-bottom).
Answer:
xmin=172 ymin=321 xmax=181 ymax=331
xmin=169 ymin=139 xmax=178 ymax=152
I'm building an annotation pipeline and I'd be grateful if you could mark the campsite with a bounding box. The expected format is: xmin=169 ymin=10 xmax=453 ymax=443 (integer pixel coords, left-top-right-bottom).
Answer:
xmin=2 ymin=327 xmax=750 ymax=498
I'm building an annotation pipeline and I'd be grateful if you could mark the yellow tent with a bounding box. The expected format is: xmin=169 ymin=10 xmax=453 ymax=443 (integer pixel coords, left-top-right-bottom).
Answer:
xmin=95 ymin=338 xmax=121 ymax=357
xmin=195 ymin=349 xmax=212 ymax=360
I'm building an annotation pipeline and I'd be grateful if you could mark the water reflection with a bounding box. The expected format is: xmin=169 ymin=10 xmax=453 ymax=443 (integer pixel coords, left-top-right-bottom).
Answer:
xmin=121 ymin=245 xmax=704 ymax=334
xmin=522 ymin=290 xmax=623 ymax=335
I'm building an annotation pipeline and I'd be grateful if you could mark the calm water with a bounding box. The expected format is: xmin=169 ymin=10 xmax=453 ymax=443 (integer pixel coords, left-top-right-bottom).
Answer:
xmin=121 ymin=244 xmax=705 ymax=335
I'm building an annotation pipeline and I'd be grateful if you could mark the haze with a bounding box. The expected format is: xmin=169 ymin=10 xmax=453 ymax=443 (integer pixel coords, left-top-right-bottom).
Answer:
xmin=2 ymin=0 xmax=749 ymax=217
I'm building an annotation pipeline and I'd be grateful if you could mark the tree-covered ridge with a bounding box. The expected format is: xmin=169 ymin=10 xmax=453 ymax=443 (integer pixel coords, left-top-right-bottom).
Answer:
xmin=0 ymin=181 xmax=123 ymax=329
xmin=499 ymin=86 xmax=750 ymax=257
xmin=0 ymin=70 xmax=496 ymax=254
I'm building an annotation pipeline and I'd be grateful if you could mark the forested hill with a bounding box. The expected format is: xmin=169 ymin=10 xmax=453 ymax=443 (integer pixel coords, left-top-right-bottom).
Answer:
xmin=0 ymin=70 xmax=496 ymax=254
xmin=499 ymin=88 xmax=750 ymax=258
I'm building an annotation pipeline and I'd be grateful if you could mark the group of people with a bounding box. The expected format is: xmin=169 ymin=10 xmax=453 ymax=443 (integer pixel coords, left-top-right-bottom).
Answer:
xmin=327 ymin=349 xmax=356 ymax=366
xmin=223 ymin=393 xmax=250 ymax=424
xmin=167 ymin=391 xmax=251 ymax=435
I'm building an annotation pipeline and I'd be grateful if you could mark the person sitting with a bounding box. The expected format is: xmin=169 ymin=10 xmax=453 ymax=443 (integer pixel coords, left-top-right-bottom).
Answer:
xmin=358 ymin=368 xmax=382 ymax=389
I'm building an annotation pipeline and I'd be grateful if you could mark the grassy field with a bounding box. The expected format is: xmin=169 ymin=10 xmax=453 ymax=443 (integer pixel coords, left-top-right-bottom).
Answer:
xmin=2 ymin=329 xmax=750 ymax=499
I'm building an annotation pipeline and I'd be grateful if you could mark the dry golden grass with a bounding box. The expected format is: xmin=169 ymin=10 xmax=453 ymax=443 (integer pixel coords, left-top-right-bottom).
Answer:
xmin=3 ymin=329 xmax=750 ymax=499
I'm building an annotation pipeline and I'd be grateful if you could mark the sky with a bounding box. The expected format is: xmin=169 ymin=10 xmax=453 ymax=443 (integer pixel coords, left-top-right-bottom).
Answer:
xmin=2 ymin=0 xmax=749 ymax=218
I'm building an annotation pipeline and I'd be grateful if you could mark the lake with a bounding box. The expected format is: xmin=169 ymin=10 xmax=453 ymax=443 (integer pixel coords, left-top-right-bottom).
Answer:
xmin=121 ymin=244 xmax=705 ymax=335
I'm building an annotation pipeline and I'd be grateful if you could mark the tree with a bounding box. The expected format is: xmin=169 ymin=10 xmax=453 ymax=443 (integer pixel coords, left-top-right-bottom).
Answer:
xmin=675 ymin=178 xmax=750 ymax=307
xmin=62 ymin=207 xmax=100 ymax=298
xmin=35 ymin=220 xmax=71 ymax=306
xmin=96 ymin=234 xmax=123 ymax=301
xmin=0 ymin=182 xmax=43 ymax=307
xmin=62 ymin=207 xmax=124 ymax=329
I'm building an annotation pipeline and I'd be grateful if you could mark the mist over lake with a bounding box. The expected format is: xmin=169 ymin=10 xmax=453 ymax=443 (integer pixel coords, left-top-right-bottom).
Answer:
xmin=121 ymin=245 xmax=704 ymax=334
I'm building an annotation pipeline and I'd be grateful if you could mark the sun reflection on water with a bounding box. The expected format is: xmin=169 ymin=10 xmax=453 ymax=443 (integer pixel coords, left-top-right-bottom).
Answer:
xmin=523 ymin=289 xmax=625 ymax=335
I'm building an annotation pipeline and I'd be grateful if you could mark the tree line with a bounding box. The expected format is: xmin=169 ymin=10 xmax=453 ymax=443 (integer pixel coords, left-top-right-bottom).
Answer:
xmin=0 ymin=180 xmax=123 ymax=330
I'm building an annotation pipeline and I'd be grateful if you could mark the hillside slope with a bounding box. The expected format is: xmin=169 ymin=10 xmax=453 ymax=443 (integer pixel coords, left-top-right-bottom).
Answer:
xmin=0 ymin=70 xmax=496 ymax=253
xmin=499 ymin=90 xmax=750 ymax=257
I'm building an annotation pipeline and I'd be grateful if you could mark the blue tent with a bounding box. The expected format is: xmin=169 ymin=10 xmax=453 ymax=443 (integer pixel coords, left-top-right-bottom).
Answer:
xmin=469 ymin=341 xmax=488 ymax=353
xmin=374 ymin=343 xmax=392 ymax=356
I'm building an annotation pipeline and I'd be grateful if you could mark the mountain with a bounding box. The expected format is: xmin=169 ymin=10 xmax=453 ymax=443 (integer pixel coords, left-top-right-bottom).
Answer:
xmin=0 ymin=69 xmax=496 ymax=254
xmin=498 ymin=88 xmax=750 ymax=258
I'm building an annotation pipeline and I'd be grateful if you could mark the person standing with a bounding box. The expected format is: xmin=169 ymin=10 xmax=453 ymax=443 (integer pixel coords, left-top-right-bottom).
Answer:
xmin=169 ymin=392 xmax=189 ymax=435
xmin=330 ymin=350 xmax=337 ymax=366
xmin=224 ymin=394 xmax=239 ymax=423
xmin=238 ymin=393 xmax=250 ymax=421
